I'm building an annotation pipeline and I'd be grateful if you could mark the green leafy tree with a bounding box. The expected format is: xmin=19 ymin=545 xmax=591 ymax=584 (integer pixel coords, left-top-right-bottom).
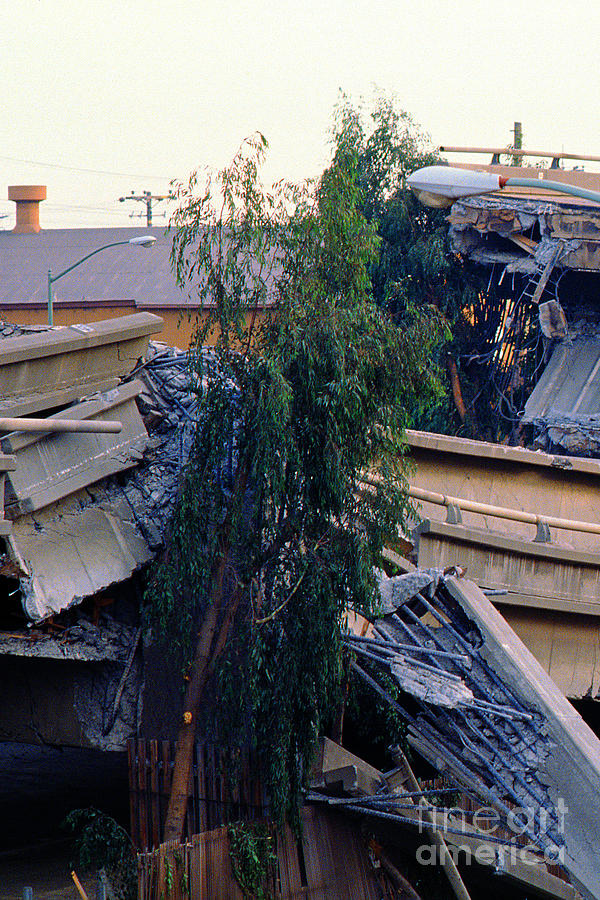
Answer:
xmin=64 ymin=808 xmax=136 ymax=900
xmin=331 ymin=92 xmax=513 ymax=440
xmin=146 ymin=133 xmax=444 ymax=840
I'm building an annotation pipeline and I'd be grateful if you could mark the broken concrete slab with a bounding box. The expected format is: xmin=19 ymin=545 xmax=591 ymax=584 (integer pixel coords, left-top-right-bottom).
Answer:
xmin=2 ymin=380 xmax=149 ymax=517
xmin=0 ymin=312 xmax=162 ymax=416
xmin=446 ymin=577 xmax=600 ymax=900
xmin=376 ymin=569 xmax=440 ymax=613
xmin=0 ymin=647 xmax=142 ymax=750
xmin=310 ymin=736 xmax=386 ymax=797
xmin=522 ymin=335 xmax=600 ymax=457
xmin=349 ymin=571 xmax=600 ymax=900
xmin=390 ymin=653 xmax=474 ymax=708
xmin=0 ymin=616 xmax=136 ymax=663
xmin=447 ymin=188 xmax=600 ymax=274
xmin=10 ymin=491 xmax=153 ymax=622
xmin=0 ymin=339 xmax=204 ymax=622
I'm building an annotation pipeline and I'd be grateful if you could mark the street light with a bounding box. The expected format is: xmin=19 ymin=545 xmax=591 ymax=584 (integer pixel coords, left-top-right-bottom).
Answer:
xmin=407 ymin=164 xmax=600 ymax=208
xmin=46 ymin=234 xmax=156 ymax=326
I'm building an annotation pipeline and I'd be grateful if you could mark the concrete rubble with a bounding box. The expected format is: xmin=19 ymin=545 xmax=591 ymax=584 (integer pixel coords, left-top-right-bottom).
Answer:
xmin=326 ymin=570 xmax=600 ymax=900
xmin=0 ymin=314 xmax=217 ymax=749
xmin=448 ymin=194 xmax=586 ymax=273
xmin=0 ymin=320 xmax=211 ymax=623
xmin=2 ymin=310 xmax=600 ymax=897
xmin=436 ymin=159 xmax=600 ymax=457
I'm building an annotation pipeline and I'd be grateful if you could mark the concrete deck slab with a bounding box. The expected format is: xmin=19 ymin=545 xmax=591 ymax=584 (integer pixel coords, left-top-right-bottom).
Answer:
xmin=0 ymin=313 xmax=162 ymax=416
xmin=2 ymin=380 xmax=148 ymax=517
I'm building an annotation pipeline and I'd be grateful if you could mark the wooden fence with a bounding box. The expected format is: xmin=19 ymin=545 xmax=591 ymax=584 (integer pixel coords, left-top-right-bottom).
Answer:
xmin=128 ymin=738 xmax=269 ymax=850
xmin=137 ymin=806 xmax=384 ymax=899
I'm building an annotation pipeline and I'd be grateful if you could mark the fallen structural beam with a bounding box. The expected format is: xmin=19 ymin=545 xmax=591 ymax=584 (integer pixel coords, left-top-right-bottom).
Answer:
xmin=0 ymin=453 xmax=16 ymax=537
xmin=414 ymin=519 xmax=600 ymax=699
xmin=404 ymin=429 xmax=600 ymax=553
xmin=446 ymin=577 xmax=600 ymax=900
xmin=416 ymin=519 xmax=600 ymax=615
xmin=346 ymin=572 xmax=600 ymax=900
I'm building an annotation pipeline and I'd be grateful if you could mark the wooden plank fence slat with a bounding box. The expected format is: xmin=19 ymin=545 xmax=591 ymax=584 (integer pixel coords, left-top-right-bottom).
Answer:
xmin=138 ymin=808 xmax=386 ymax=900
xmin=161 ymin=740 xmax=171 ymax=836
xmin=184 ymin=742 xmax=194 ymax=842
xmin=127 ymin=739 xmax=139 ymax=852
xmin=137 ymin=739 xmax=149 ymax=850
xmin=216 ymin=746 xmax=225 ymax=827
xmin=196 ymin=742 xmax=207 ymax=834
xmin=149 ymin=740 xmax=160 ymax=849
xmin=129 ymin=738 xmax=270 ymax=851
xmin=278 ymin=821 xmax=303 ymax=896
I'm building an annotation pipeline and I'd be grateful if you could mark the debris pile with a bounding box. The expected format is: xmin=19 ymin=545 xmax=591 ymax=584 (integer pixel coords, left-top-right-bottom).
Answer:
xmin=118 ymin=342 xmax=207 ymax=543
xmin=0 ymin=314 xmax=212 ymax=749
xmin=0 ymin=319 xmax=214 ymax=623
xmin=316 ymin=570 xmax=600 ymax=900
xmin=0 ymin=613 xmax=137 ymax=662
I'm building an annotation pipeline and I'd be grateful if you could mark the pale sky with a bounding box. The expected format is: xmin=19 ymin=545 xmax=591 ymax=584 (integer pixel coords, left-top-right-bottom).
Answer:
xmin=1 ymin=0 xmax=599 ymax=229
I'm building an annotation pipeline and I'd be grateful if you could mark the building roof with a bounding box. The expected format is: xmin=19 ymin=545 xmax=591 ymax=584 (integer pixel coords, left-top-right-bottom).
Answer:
xmin=0 ymin=226 xmax=196 ymax=310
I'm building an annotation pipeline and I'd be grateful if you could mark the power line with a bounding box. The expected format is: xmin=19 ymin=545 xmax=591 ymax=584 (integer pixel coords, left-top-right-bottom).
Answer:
xmin=0 ymin=153 xmax=171 ymax=180
xmin=45 ymin=203 xmax=138 ymax=215
xmin=0 ymin=199 xmax=165 ymax=217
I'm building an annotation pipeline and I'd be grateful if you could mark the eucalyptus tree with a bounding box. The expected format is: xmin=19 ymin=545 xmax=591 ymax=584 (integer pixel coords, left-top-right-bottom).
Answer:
xmin=146 ymin=134 xmax=444 ymax=841
xmin=332 ymin=92 xmax=510 ymax=439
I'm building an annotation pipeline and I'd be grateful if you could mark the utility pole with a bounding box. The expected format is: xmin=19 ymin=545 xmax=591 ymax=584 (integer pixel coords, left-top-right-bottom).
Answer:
xmin=119 ymin=190 xmax=174 ymax=227
xmin=511 ymin=121 xmax=523 ymax=166
xmin=513 ymin=121 xmax=523 ymax=151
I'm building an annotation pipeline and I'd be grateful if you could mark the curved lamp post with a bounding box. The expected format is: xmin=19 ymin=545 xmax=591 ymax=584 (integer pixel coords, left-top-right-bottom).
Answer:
xmin=407 ymin=164 xmax=600 ymax=208
xmin=46 ymin=234 xmax=156 ymax=326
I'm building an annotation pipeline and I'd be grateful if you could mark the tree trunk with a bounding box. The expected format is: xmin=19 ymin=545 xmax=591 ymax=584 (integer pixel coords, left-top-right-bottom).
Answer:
xmin=163 ymin=464 xmax=249 ymax=844
xmin=446 ymin=355 xmax=466 ymax=423
xmin=163 ymin=554 xmax=229 ymax=842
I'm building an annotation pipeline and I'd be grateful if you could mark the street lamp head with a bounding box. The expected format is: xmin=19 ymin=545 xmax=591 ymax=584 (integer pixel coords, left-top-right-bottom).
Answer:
xmin=407 ymin=165 xmax=508 ymax=207
xmin=128 ymin=235 xmax=156 ymax=248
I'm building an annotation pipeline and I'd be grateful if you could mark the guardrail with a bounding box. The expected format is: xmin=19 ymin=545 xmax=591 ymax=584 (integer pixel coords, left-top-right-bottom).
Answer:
xmin=362 ymin=475 xmax=600 ymax=540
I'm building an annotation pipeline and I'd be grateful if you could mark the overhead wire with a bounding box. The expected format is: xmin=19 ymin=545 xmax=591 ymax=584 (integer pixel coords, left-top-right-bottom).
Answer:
xmin=0 ymin=153 xmax=171 ymax=181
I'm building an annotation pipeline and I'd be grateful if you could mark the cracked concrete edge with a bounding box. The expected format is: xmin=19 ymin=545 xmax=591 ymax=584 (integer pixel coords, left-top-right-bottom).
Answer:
xmin=446 ymin=576 xmax=600 ymax=900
